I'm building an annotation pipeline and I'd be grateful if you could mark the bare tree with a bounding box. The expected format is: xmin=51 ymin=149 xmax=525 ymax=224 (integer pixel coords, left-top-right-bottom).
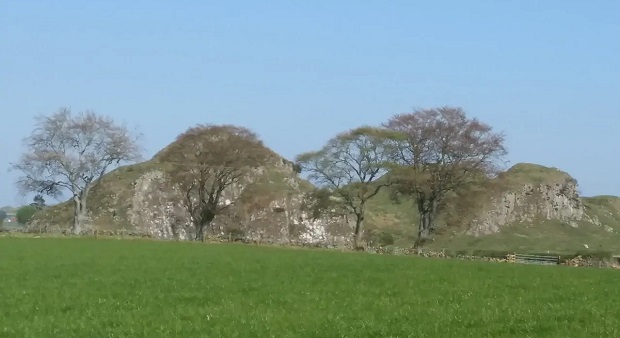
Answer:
xmin=384 ymin=107 xmax=507 ymax=248
xmin=156 ymin=124 xmax=273 ymax=241
xmin=10 ymin=108 xmax=142 ymax=234
xmin=295 ymin=127 xmax=393 ymax=250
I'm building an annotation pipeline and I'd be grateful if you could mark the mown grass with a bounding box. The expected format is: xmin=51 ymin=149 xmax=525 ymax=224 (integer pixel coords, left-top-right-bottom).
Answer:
xmin=1 ymin=238 xmax=620 ymax=337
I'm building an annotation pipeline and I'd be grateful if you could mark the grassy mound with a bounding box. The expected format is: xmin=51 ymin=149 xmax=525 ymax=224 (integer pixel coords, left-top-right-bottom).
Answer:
xmin=361 ymin=163 xmax=620 ymax=253
xmin=498 ymin=162 xmax=576 ymax=187
xmin=425 ymin=218 xmax=620 ymax=254
xmin=1 ymin=238 xmax=619 ymax=337
xmin=583 ymin=195 xmax=620 ymax=228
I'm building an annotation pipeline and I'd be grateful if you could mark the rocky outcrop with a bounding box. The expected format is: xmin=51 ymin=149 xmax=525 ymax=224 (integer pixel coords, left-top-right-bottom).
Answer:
xmin=467 ymin=181 xmax=584 ymax=236
xmin=30 ymin=152 xmax=620 ymax=248
xmin=30 ymin=156 xmax=355 ymax=246
xmin=128 ymin=170 xmax=192 ymax=240
xmin=466 ymin=164 xmax=588 ymax=236
xmin=461 ymin=163 xmax=620 ymax=239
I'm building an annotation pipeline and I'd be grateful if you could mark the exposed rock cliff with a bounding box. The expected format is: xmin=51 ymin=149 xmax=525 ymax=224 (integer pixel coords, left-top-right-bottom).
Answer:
xmin=467 ymin=182 xmax=584 ymax=236
xmin=31 ymin=152 xmax=354 ymax=246
xmin=466 ymin=164 xmax=584 ymax=236
xmin=465 ymin=163 xmax=618 ymax=237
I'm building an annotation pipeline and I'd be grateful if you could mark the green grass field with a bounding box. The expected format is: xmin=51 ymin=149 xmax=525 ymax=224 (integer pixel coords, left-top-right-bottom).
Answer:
xmin=1 ymin=238 xmax=619 ymax=337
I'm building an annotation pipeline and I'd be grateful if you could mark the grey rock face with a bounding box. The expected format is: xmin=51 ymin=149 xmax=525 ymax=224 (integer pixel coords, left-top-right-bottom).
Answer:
xmin=118 ymin=165 xmax=353 ymax=246
xmin=467 ymin=182 xmax=584 ymax=236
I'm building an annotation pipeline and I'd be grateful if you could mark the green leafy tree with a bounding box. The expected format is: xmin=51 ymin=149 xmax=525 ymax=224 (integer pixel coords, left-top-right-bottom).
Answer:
xmin=16 ymin=205 xmax=38 ymax=225
xmin=383 ymin=107 xmax=507 ymax=247
xmin=296 ymin=127 xmax=393 ymax=250
xmin=0 ymin=210 xmax=7 ymax=221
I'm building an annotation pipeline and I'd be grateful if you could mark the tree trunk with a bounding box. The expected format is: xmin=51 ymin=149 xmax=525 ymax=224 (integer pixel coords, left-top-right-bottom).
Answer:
xmin=415 ymin=200 xmax=423 ymax=248
xmin=415 ymin=199 xmax=437 ymax=249
xmin=195 ymin=223 xmax=206 ymax=241
xmin=353 ymin=211 xmax=365 ymax=250
xmin=415 ymin=199 xmax=429 ymax=249
xmin=415 ymin=212 xmax=429 ymax=249
xmin=195 ymin=208 xmax=216 ymax=241
xmin=72 ymin=194 xmax=87 ymax=235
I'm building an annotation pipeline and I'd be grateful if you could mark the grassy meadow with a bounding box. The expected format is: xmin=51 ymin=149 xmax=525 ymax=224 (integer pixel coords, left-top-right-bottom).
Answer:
xmin=1 ymin=237 xmax=619 ymax=337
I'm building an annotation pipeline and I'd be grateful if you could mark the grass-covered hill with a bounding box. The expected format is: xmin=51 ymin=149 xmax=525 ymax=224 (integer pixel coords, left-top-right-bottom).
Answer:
xmin=361 ymin=163 xmax=620 ymax=254
xmin=29 ymin=137 xmax=620 ymax=254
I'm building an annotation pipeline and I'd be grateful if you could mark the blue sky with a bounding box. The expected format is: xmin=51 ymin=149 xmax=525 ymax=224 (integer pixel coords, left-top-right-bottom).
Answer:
xmin=1 ymin=0 xmax=619 ymax=206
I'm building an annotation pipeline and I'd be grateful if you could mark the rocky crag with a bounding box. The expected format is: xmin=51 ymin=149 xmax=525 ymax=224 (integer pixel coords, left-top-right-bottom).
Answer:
xmin=31 ymin=151 xmax=354 ymax=246
xmin=467 ymin=164 xmax=586 ymax=236
xmin=464 ymin=163 xmax=620 ymax=236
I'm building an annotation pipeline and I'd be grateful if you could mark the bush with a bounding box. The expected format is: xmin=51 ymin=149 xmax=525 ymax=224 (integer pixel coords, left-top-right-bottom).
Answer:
xmin=377 ymin=232 xmax=395 ymax=246
xmin=16 ymin=205 xmax=38 ymax=224
xmin=367 ymin=231 xmax=396 ymax=247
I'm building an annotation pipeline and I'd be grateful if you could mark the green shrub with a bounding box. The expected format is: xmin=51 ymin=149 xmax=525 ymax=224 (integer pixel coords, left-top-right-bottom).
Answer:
xmin=377 ymin=232 xmax=395 ymax=246
xmin=365 ymin=231 xmax=396 ymax=247
xmin=16 ymin=205 xmax=38 ymax=224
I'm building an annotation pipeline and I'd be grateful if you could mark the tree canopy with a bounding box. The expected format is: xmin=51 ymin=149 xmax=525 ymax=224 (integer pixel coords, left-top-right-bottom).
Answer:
xmin=10 ymin=108 xmax=142 ymax=234
xmin=296 ymin=126 xmax=393 ymax=249
xmin=156 ymin=124 xmax=274 ymax=241
xmin=383 ymin=106 xmax=507 ymax=247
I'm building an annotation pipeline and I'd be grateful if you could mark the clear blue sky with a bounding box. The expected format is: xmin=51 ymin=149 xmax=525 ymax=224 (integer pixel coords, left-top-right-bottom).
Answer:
xmin=1 ymin=0 xmax=619 ymax=206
